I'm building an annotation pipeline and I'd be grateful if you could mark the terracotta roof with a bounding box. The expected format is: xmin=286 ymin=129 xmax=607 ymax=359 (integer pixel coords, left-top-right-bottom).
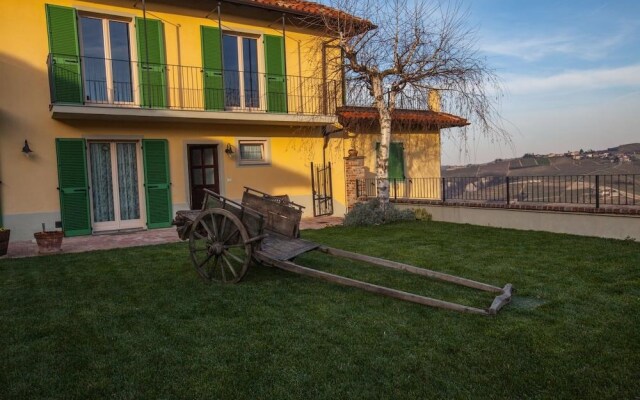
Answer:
xmin=249 ymin=0 xmax=347 ymax=16
xmin=230 ymin=0 xmax=374 ymax=30
xmin=336 ymin=106 xmax=469 ymax=132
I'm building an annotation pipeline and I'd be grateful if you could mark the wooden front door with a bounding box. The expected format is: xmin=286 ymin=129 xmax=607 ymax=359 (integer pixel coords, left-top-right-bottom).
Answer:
xmin=188 ymin=145 xmax=220 ymax=210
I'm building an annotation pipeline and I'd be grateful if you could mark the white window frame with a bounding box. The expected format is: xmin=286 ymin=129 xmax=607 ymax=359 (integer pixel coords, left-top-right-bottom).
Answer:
xmin=77 ymin=12 xmax=140 ymax=106
xmin=236 ymin=138 xmax=270 ymax=166
xmin=85 ymin=139 xmax=147 ymax=232
xmin=222 ymin=32 xmax=265 ymax=111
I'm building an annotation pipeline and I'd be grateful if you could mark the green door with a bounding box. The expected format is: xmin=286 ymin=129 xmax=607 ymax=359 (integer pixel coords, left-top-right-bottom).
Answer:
xmin=201 ymin=26 xmax=224 ymax=110
xmin=56 ymin=139 xmax=92 ymax=237
xmin=142 ymin=140 xmax=172 ymax=228
xmin=264 ymin=35 xmax=287 ymax=113
xmin=136 ymin=18 xmax=167 ymax=108
xmin=46 ymin=4 xmax=83 ymax=104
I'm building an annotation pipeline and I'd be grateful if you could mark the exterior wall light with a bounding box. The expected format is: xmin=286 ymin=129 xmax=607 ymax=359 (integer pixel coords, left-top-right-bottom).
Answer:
xmin=225 ymin=143 xmax=234 ymax=157
xmin=22 ymin=140 xmax=33 ymax=157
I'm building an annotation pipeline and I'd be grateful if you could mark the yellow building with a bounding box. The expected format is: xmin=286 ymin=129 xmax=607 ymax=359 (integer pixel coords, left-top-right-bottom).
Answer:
xmin=0 ymin=0 xmax=467 ymax=241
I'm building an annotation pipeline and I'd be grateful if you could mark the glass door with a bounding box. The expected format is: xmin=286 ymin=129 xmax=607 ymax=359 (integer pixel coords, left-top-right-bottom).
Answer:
xmin=89 ymin=142 xmax=144 ymax=232
xmin=222 ymin=34 xmax=261 ymax=110
xmin=79 ymin=16 xmax=134 ymax=104
xmin=188 ymin=145 xmax=220 ymax=210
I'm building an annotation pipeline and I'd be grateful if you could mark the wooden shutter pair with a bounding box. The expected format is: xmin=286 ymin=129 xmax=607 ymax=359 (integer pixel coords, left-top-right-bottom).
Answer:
xmin=56 ymin=139 xmax=173 ymax=236
xmin=200 ymin=27 xmax=287 ymax=113
xmin=45 ymin=4 xmax=167 ymax=108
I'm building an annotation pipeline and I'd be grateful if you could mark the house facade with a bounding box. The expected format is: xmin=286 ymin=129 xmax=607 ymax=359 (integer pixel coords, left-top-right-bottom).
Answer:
xmin=0 ymin=0 xmax=467 ymax=241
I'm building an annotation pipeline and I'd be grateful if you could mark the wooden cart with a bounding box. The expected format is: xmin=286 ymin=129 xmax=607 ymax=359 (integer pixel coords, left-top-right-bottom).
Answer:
xmin=173 ymin=187 xmax=513 ymax=316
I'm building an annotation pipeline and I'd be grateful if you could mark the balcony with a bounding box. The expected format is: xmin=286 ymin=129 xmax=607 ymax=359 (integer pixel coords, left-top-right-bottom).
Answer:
xmin=47 ymin=54 xmax=340 ymax=126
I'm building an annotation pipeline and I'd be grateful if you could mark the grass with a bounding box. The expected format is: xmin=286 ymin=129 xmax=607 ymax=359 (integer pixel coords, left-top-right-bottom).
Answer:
xmin=1 ymin=221 xmax=639 ymax=399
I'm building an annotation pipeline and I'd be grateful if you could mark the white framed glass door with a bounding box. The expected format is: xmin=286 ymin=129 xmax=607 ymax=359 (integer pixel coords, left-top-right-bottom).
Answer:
xmin=88 ymin=141 xmax=144 ymax=232
xmin=79 ymin=16 xmax=135 ymax=104
xmin=222 ymin=34 xmax=262 ymax=110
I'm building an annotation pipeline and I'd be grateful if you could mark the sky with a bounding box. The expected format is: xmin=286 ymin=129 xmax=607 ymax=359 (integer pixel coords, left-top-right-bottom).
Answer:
xmin=441 ymin=0 xmax=640 ymax=165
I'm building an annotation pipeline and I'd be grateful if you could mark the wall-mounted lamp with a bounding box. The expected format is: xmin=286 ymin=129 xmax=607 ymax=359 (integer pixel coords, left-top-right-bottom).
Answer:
xmin=225 ymin=143 xmax=234 ymax=157
xmin=22 ymin=140 xmax=33 ymax=157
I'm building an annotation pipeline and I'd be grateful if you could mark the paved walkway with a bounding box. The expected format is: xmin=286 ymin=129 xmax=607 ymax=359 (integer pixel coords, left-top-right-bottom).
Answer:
xmin=2 ymin=216 xmax=343 ymax=259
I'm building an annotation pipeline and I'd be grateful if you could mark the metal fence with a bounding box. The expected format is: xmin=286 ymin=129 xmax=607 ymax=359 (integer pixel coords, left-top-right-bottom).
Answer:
xmin=356 ymin=175 xmax=640 ymax=208
xmin=48 ymin=54 xmax=340 ymax=116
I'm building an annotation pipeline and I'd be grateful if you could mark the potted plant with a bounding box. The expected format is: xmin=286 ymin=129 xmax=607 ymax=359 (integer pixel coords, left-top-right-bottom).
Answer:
xmin=34 ymin=223 xmax=63 ymax=254
xmin=0 ymin=227 xmax=10 ymax=257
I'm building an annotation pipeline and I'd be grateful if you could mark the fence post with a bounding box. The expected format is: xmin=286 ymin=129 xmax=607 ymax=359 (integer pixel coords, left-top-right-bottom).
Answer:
xmin=506 ymin=176 xmax=510 ymax=205
xmin=441 ymin=178 xmax=446 ymax=202
xmin=595 ymin=175 xmax=600 ymax=209
xmin=356 ymin=179 xmax=360 ymax=198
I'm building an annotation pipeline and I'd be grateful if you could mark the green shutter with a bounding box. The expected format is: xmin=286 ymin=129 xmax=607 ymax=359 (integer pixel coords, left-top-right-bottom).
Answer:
xmin=376 ymin=142 xmax=405 ymax=180
xmin=46 ymin=4 xmax=83 ymax=104
xmin=136 ymin=18 xmax=167 ymax=108
xmin=389 ymin=142 xmax=405 ymax=180
xmin=264 ymin=35 xmax=287 ymax=113
xmin=201 ymin=26 xmax=224 ymax=110
xmin=143 ymin=139 xmax=172 ymax=228
xmin=56 ymin=139 xmax=91 ymax=237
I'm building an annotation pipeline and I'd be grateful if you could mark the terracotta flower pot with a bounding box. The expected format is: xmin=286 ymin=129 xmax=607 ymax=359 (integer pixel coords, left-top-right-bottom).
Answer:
xmin=34 ymin=231 xmax=63 ymax=254
xmin=0 ymin=229 xmax=10 ymax=257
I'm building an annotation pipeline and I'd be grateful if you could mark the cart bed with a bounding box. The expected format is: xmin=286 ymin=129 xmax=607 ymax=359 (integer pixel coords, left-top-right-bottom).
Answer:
xmin=259 ymin=233 xmax=319 ymax=261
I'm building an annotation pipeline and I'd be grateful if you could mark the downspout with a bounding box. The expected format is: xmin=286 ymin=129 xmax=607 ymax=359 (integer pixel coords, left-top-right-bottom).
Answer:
xmin=218 ymin=2 xmax=223 ymax=72
xmin=282 ymin=13 xmax=289 ymax=113
xmin=321 ymin=41 xmax=327 ymax=114
xmin=297 ymin=40 xmax=303 ymax=113
xmin=341 ymin=48 xmax=346 ymax=107
xmin=281 ymin=14 xmax=288 ymax=78
xmin=141 ymin=0 xmax=150 ymax=108
xmin=322 ymin=127 xmax=329 ymax=166
xmin=176 ymin=24 xmax=183 ymax=109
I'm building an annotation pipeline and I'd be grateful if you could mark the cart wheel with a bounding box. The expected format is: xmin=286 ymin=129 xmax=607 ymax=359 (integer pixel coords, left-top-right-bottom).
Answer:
xmin=189 ymin=208 xmax=252 ymax=284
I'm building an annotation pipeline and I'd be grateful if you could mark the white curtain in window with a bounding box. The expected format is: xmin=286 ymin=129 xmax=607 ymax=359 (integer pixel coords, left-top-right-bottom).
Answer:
xmin=117 ymin=143 xmax=140 ymax=220
xmin=90 ymin=143 xmax=115 ymax=222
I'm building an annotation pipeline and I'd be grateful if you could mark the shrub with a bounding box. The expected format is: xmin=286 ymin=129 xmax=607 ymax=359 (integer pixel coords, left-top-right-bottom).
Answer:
xmin=413 ymin=208 xmax=433 ymax=221
xmin=343 ymin=199 xmax=415 ymax=227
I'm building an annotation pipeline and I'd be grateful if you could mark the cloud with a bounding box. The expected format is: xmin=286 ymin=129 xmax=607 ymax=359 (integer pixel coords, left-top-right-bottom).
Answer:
xmin=504 ymin=64 xmax=640 ymax=95
xmin=482 ymin=32 xmax=627 ymax=62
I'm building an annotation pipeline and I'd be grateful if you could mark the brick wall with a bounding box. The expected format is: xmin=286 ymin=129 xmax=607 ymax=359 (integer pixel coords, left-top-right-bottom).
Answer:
xmin=344 ymin=155 xmax=365 ymax=210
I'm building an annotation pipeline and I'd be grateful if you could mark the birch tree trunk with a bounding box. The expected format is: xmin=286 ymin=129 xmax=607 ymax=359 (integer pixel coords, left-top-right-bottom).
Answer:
xmin=372 ymin=75 xmax=391 ymax=208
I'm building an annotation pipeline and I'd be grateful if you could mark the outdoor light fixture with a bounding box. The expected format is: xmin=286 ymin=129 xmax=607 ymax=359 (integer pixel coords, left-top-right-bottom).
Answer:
xmin=225 ymin=143 xmax=234 ymax=157
xmin=22 ymin=140 xmax=33 ymax=157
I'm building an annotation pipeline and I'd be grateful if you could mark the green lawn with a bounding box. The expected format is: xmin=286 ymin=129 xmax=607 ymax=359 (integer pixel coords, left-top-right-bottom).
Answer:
xmin=1 ymin=221 xmax=639 ymax=399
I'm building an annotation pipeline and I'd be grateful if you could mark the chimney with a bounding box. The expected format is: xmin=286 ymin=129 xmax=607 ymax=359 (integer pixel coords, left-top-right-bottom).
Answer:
xmin=428 ymin=89 xmax=441 ymax=112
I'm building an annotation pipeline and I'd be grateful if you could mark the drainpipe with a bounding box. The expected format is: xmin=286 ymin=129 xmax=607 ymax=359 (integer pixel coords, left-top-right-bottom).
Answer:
xmin=141 ymin=0 xmax=150 ymax=107
xmin=282 ymin=13 xmax=288 ymax=78
xmin=218 ymin=2 xmax=223 ymax=70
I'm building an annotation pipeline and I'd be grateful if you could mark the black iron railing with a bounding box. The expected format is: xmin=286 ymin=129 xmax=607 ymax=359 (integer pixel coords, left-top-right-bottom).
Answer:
xmin=47 ymin=54 xmax=340 ymax=116
xmin=344 ymin=78 xmax=432 ymax=110
xmin=356 ymin=175 xmax=640 ymax=208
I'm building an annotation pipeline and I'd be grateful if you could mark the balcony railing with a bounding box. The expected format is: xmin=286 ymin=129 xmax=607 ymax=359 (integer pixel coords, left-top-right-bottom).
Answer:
xmin=344 ymin=78 xmax=432 ymax=110
xmin=357 ymin=175 xmax=640 ymax=208
xmin=47 ymin=54 xmax=340 ymax=117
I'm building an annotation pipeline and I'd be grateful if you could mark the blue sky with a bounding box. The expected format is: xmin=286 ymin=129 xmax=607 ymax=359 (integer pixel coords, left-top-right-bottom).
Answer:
xmin=442 ymin=0 xmax=640 ymax=164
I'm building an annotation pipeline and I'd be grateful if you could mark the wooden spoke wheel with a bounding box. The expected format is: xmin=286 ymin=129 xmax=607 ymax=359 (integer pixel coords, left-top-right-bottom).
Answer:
xmin=188 ymin=208 xmax=252 ymax=284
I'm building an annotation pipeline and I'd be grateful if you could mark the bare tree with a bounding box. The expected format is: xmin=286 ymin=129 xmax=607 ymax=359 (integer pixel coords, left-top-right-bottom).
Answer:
xmin=305 ymin=0 xmax=507 ymax=206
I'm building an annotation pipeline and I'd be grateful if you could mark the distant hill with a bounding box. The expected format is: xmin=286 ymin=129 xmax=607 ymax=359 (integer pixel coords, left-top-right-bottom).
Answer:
xmin=616 ymin=143 xmax=640 ymax=153
xmin=442 ymin=143 xmax=640 ymax=177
